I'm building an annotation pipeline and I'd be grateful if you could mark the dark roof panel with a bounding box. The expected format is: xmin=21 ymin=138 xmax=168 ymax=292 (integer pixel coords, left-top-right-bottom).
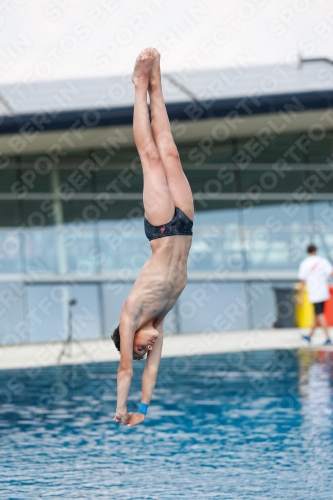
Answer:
xmin=0 ymin=61 xmax=332 ymax=135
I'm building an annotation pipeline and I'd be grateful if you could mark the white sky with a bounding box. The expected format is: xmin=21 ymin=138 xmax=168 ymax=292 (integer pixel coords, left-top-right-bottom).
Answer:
xmin=0 ymin=0 xmax=332 ymax=85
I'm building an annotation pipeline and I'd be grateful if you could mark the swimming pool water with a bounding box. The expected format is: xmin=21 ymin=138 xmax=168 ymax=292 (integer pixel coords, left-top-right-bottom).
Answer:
xmin=0 ymin=349 xmax=332 ymax=499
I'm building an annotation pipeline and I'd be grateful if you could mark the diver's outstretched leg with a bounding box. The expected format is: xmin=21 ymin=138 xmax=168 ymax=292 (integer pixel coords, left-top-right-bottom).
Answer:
xmin=148 ymin=49 xmax=194 ymax=220
xmin=132 ymin=48 xmax=174 ymax=226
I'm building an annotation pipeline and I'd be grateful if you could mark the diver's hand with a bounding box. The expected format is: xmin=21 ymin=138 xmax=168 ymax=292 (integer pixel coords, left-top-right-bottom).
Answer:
xmin=297 ymin=295 xmax=303 ymax=306
xmin=113 ymin=410 xmax=133 ymax=425
xmin=127 ymin=412 xmax=145 ymax=427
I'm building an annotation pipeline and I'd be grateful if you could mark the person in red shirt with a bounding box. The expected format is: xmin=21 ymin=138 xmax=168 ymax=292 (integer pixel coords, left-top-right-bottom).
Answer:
xmin=298 ymin=244 xmax=333 ymax=345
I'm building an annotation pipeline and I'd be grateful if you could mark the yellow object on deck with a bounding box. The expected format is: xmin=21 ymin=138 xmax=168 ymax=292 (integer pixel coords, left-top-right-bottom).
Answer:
xmin=295 ymin=285 xmax=314 ymax=328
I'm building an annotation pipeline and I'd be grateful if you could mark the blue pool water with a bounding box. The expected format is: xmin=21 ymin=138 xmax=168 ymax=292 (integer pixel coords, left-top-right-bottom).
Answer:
xmin=0 ymin=349 xmax=333 ymax=499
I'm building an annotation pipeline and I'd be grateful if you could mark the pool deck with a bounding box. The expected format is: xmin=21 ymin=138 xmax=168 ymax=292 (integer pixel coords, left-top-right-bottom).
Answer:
xmin=0 ymin=328 xmax=333 ymax=370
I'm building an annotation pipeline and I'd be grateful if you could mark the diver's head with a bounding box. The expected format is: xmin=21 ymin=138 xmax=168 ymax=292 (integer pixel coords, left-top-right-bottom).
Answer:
xmin=133 ymin=324 xmax=159 ymax=360
xmin=111 ymin=323 xmax=159 ymax=361
xmin=111 ymin=325 xmax=121 ymax=352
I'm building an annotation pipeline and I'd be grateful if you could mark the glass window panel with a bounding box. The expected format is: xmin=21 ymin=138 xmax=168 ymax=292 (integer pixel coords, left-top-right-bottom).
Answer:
xmin=0 ymin=201 xmax=20 ymax=227
xmin=99 ymin=218 xmax=147 ymax=273
xmin=0 ymin=283 xmax=25 ymax=345
xmin=27 ymin=284 xmax=102 ymax=342
xmin=23 ymin=228 xmax=59 ymax=274
xmin=178 ymin=282 xmax=248 ymax=332
xmin=189 ymin=203 xmax=244 ymax=272
xmin=96 ymin=200 xmax=144 ymax=221
xmin=248 ymin=281 xmax=297 ymax=329
xmin=194 ymin=201 xmax=239 ymax=223
xmin=22 ymin=208 xmax=100 ymax=275
xmin=19 ymin=158 xmax=53 ymax=192
xmin=91 ymin=148 xmax=139 ymax=168
xmin=311 ymin=201 xmax=333 ymax=229
xmin=56 ymin=149 xmax=139 ymax=171
xmin=242 ymin=201 xmax=309 ymax=227
xmin=23 ymin=200 xmax=55 ymax=227
xmin=62 ymin=224 xmax=99 ymax=274
xmin=0 ymin=230 xmax=21 ymax=273
xmin=26 ymin=284 xmax=67 ymax=343
xmin=0 ymin=169 xmax=17 ymax=193
xmin=64 ymin=201 xmax=144 ymax=274
xmin=204 ymin=143 xmax=234 ymax=163
xmin=307 ymin=132 xmax=333 ymax=163
xmin=21 ymin=204 xmax=99 ymax=275
xmin=242 ymin=202 xmax=310 ymax=270
xmin=303 ymin=169 xmax=333 ymax=193
xmin=20 ymin=171 xmax=52 ymax=192
xmin=193 ymin=199 xmax=239 ymax=215
xmin=186 ymin=169 xmax=236 ymax=194
xmin=67 ymin=284 xmax=102 ymax=340
xmin=239 ymin=168 xmax=304 ymax=193
xmin=96 ymin=169 xmax=143 ymax=193
xmin=1 ymin=156 xmax=17 ymax=169
xmin=309 ymin=202 xmax=333 ymax=260
xmin=309 ymin=232 xmax=333 ymax=261
xmin=55 ymin=152 xmax=89 ymax=169
xmin=58 ymin=169 xmax=93 ymax=193
xmin=236 ymin=134 xmax=302 ymax=165
xmin=64 ymin=199 xmax=145 ymax=224
xmin=179 ymin=142 xmax=234 ymax=166
xmin=63 ymin=200 xmax=100 ymax=223
xmin=243 ymin=229 xmax=310 ymax=270
xmin=248 ymin=282 xmax=276 ymax=329
xmin=23 ymin=224 xmax=100 ymax=276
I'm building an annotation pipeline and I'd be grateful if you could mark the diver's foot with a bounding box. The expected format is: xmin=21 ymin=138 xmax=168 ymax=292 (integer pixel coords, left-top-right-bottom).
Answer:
xmin=149 ymin=48 xmax=162 ymax=92
xmin=324 ymin=338 xmax=332 ymax=345
xmin=132 ymin=48 xmax=154 ymax=89
xmin=302 ymin=335 xmax=311 ymax=343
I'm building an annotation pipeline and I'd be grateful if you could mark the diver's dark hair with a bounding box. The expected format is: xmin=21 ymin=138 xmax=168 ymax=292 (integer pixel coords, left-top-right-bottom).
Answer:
xmin=111 ymin=325 xmax=120 ymax=352
xmin=307 ymin=244 xmax=317 ymax=254
xmin=111 ymin=324 xmax=146 ymax=361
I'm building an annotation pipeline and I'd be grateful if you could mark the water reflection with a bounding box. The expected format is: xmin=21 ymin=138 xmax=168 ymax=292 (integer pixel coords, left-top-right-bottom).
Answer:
xmin=298 ymin=350 xmax=333 ymax=498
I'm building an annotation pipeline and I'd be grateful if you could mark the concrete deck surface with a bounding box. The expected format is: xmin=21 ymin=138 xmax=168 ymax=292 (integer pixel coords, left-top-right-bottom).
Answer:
xmin=0 ymin=328 xmax=332 ymax=371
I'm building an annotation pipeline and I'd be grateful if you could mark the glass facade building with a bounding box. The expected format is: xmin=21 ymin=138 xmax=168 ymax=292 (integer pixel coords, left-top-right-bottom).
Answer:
xmin=1 ymin=129 xmax=333 ymax=344
xmin=1 ymin=60 xmax=333 ymax=344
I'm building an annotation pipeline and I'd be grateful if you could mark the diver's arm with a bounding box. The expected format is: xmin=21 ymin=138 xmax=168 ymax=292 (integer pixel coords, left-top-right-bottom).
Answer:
xmin=114 ymin=312 xmax=136 ymax=425
xmin=142 ymin=324 xmax=164 ymax=404
xmin=128 ymin=322 xmax=164 ymax=427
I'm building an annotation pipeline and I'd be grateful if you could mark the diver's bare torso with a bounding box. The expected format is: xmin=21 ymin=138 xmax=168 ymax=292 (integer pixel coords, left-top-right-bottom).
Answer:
xmin=123 ymin=234 xmax=192 ymax=329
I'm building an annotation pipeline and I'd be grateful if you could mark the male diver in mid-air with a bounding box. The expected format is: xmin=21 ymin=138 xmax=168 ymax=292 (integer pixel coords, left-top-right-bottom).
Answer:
xmin=111 ymin=48 xmax=194 ymax=427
